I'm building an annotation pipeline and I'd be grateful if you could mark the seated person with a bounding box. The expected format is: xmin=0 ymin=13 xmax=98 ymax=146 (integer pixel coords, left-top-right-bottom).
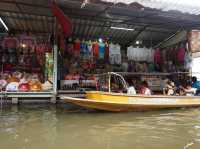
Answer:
xmin=127 ymin=80 xmax=136 ymax=95
xmin=184 ymin=82 xmax=197 ymax=96
xmin=139 ymin=81 xmax=151 ymax=95
xmin=163 ymin=80 xmax=176 ymax=96
xmin=192 ymin=76 xmax=200 ymax=95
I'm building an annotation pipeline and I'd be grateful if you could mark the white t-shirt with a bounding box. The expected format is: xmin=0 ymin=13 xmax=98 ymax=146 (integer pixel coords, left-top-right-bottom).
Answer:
xmin=122 ymin=62 xmax=128 ymax=72
xmin=185 ymin=88 xmax=197 ymax=96
xmin=127 ymin=86 xmax=136 ymax=95
xmin=144 ymin=88 xmax=151 ymax=95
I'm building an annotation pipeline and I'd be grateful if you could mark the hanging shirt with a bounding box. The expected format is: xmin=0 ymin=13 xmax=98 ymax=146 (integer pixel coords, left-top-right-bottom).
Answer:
xmin=74 ymin=39 xmax=81 ymax=56
xmin=154 ymin=49 xmax=161 ymax=64
xmin=104 ymin=43 xmax=109 ymax=60
xmin=99 ymin=42 xmax=105 ymax=59
xmin=92 ymin=41 xmax=99 ymax=59
xmin=109 ymin=43 xmax=115 ymax=56
xmin=2 ymin=36 xmax=19 ymax=49
xmin=20 ymin=34 xmax=36 ymax=50
xmin=122 ymin=62 xmax=128 ymax=72
xmin=184 ymin=52 xmax=192 ymax=70
xmin=109 ymin=43 xmax=121 ymax=64
xmin=87 ymin=41 xmax=93 ymax=56
xmin=177 ymin=48 xmax=185 ymax=63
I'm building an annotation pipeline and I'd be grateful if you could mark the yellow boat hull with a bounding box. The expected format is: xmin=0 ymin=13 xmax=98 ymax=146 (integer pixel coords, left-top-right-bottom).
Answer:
xmin=61 ymin=91 xmax=200 ymax=112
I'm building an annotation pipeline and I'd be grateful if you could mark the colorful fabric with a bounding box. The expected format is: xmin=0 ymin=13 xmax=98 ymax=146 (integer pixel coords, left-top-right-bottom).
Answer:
xmin=104 ymin=44 xmax=109 ymax=60
xmin=177 ymin=48 xmax=185 ymax=63
xmin=2 ymin=37 xmax=19 ymax=49
xmin=192 ymin=81 xmax=200 ymax=90
xmin=74 ymin=40 xmax=81 ymax=56
xmin=99 ymin=42 xmax=105 ymax=59
xmin=154 ymin=49 xmax=161 ymax=64
xmin=92 ymin=42 xmax=99 ymax=59
xmin=20 ymin=34 xmax=36 ymax=50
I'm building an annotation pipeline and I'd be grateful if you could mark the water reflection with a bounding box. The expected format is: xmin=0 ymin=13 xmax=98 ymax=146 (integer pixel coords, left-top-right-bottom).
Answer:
xmin=0 ymin=105 xmax=200 ymax=149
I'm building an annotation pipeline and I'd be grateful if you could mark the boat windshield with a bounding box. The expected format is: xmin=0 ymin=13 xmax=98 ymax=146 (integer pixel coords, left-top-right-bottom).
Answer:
xmin=97 ymin=72 xmax=128 ymax=93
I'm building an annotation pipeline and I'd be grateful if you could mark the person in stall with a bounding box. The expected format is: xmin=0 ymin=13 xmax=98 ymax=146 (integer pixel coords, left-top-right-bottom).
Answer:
xmin=127 ymin=79 xmax=136 ymax=95
xmin=192 ymin=76 xmax=200 ymax=95
xmin=139 ymin=81 xmax=151 ymax=95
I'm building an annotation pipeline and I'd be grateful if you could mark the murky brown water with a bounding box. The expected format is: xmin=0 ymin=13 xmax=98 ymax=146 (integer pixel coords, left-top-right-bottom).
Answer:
xmin=1 ymin=104 xmax=200 ymax=149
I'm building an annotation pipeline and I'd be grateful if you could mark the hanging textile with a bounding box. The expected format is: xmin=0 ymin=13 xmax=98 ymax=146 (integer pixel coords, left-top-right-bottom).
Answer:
xmin=74 ymin=39 xmax=81 ymax=57
xmin=92 ymin=41 xmax=99 ymax=59
xmin=99 ymin=42 xmax=105 ymax=59
xmin=154 ymin=48 xmax=161 ymax=64
xmin=177 ymin=48 xmax=185 ymax=63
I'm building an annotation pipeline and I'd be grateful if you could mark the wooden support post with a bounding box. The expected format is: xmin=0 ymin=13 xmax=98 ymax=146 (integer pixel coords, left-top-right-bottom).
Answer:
xmin=12 ymin=97 xmax=18 ymax=104
xmin=50 ymin=95 xmax=56 ymax=104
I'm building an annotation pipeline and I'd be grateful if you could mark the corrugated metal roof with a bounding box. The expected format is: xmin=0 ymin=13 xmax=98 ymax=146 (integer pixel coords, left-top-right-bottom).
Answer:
xmin=0 ymin=0 xmax=200 ymax=46
xmin=101 ymin=0 xmax=200 ymax=15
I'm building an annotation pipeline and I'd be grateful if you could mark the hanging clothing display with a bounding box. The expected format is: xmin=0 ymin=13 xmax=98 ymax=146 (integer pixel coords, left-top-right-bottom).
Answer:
xmin=20 ymin=34 xmax=36 ymax=54
xmin=109 ymin=43 xmax=121 ymax=64
xmin=2 ymin=36 xmax=19 ymax=49
xmin=99 ymin=42 xmax=105 ymax=59
xmin=104 ymin=43 xmax=109 ymax=61
xmin=87 ymin=40 xmax=93 ymax=57
xmin=127 ymin=46 xmax=154 ymax=62
xmin=92 ymin=41 xmax=99 ymax=59
xmin=154 ymin=48 xmax=161 ymax=64
xmin=74 ymin=39 xmax=81 ymax=56
xmin=177 ymin=48 xmax=185 ymax=63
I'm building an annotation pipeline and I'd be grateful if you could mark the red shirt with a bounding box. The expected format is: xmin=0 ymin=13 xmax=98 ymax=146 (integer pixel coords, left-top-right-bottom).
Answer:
xmin=92 ymin=42 xmax=99 ymax=59
xmin=2 ymin=37 xmax=19 ymax=49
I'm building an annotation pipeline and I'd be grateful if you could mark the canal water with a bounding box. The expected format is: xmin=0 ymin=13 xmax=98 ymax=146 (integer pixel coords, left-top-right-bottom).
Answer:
xmin=1 ymin=104 xmax=200 ymax=149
